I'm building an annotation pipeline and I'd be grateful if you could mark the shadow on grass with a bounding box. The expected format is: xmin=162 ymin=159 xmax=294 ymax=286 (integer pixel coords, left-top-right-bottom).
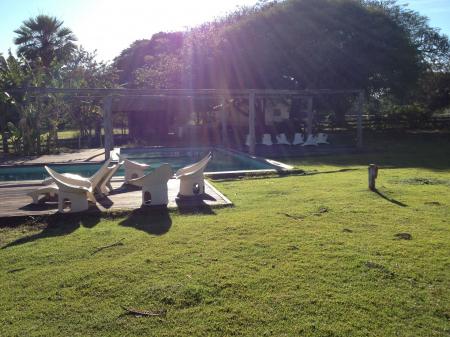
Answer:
xmin=175 ymin=194 xmax=216 ymax=215
xmin=373 ymin=189 xmax=408 ymax=207
xmin=1 ymin=212 xmax=101 ymax=249
xmin=119 ymin=207 xmax=172 ymax=235
xmin=278 ymin=132 xmax=450 ymax=171
xmin=305 ymin=168 xmax=359 ymax=176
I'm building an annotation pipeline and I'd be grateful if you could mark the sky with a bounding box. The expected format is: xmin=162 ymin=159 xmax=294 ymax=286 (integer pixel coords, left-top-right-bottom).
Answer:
xmin=1 ymin=0 xmax=449 ymax=63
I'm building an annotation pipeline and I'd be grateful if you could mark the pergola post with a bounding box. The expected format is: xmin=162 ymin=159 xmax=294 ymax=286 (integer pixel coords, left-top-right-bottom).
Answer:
xmin=248 ymin=91 xmax=256 ymax=155
xmin=306 ymin=96 xmax=314 ymax=136
xmin=103 ymin=95 xmax=114 ymax=160
xmin=220 ymin=97 xmax=228 ymax=147
xmin=356 ymin=91 xmax=364 ymax=149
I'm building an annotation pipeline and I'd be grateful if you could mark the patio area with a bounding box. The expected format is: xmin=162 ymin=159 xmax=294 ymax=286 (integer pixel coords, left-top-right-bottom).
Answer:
xmin=0 ymin=178 xmax=232 ymax=218
xmin=0 ymin=148 xmax=105 ymax=166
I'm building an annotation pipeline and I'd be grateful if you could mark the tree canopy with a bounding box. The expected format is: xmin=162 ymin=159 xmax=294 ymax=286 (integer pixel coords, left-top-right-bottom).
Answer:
xmin=14 ymin=15 xmax=77 ymax=68
xmin=114 ymin=0 xmax=449 ymax=100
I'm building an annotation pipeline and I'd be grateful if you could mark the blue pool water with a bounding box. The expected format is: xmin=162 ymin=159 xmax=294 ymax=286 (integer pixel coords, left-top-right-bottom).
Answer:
xmin=0 ymin=147 xmax=274 ymax=182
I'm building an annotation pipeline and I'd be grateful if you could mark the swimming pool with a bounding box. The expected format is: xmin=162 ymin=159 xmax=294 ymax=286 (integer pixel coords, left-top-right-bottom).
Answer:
xmin=0 ymin=147 xmax=288 ymax=182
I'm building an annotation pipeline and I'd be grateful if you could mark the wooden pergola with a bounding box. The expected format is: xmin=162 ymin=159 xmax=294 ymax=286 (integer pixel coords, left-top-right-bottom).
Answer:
xmin=7 ymin=87 xmax=365 ymax=159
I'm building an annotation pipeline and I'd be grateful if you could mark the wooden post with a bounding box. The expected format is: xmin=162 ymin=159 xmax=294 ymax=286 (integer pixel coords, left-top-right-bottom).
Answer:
xmin=103 ymin=95 xmax=113 ymax=160
xmin=220 ymin=97 xmax=228 ymax=147
xmin=248 ymin=91 xmax=256 ymax=155
xmin=368 ymin=164 xmax=378 ymax=191
xmin=357 ymin=91 xmax=364 ymax=149
xmin=306 ymin=96 xmax=314 ymax=136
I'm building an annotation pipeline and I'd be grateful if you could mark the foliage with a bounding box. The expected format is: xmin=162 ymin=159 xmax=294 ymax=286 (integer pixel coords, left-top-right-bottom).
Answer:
xmin=114 ymin=32 xmax=184 ymax=87
xmin=1 ymin=42 xmax=117 ymax=154
xmin=14 ymin=15 xmax=77 ymax=69
xmin=114 ymin=0 xmax=436 ymax=96
xmin=61 ymin=47 xmax=118 ymax=147
xmin=365 ymin=0 xmax=450 ymax=72
xmin=416 ymin=71 xmax=450 ymax=112
xmin=112 ymin=0 xmax=450 ymax=126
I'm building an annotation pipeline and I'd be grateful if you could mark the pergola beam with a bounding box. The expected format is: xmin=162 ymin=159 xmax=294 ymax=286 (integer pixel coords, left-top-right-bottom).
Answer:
xmin=4 ymin=86 xmax=366 ymax=155
xmin=7 ymin=87 xmax=363 ymax=97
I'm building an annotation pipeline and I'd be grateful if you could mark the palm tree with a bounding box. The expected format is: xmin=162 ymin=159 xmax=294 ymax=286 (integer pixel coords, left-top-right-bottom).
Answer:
xmin=14 ymin=15 xmax=77 ymax=68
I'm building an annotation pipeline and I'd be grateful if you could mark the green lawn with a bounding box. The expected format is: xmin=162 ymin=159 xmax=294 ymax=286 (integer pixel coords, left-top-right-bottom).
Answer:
xmin=0 ymin=133 xmax=449 ymax=336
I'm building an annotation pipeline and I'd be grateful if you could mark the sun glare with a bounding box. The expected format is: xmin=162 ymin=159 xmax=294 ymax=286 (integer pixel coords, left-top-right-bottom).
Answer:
xmin=69 ymin=0 xmax=257 ymax=61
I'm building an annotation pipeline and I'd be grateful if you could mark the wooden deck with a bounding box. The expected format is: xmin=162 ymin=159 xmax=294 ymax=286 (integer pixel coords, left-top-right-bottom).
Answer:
xmin=0 ymin=148 xmax=105 ymax=166
xmin=0 ymin=179 xmax=232 ymax=218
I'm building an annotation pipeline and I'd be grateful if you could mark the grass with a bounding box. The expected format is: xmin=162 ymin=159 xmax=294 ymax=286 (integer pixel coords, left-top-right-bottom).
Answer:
xmin=0 ymin=129 xmax=128 ymax=144
xmin=0 ymin=133 xmax=449 ymax=336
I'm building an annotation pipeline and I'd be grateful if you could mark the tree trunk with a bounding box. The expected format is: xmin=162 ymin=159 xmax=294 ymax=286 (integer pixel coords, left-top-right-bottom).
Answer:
xmin=2 ymin=132 xmax=9 ymax=153
xmin=96 ymin=123 xmax=102 ymax=147
xmin=79 ymin=125 xmax=83 ymax=149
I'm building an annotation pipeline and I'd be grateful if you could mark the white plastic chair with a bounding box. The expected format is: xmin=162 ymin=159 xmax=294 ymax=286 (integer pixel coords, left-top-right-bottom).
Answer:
xmin=44 ymin=166 xmax=93 ymax=213
xmin=118 ymin=155 xmax=151 ymax=183
xmin=27 ymin=184 xmax=58 ymax=204
xmin=262 ymin=134 xmax=273 ymax=146
xmin=98 ymin=161 xmax=123 ymax=196
xmin=128 ymin=163 xmax=173 ymax=206
xmin=276 ymin=133 xmax=291 ymax=145
xmin=302 ymin=134 xmax=319 ymax=146
xmin=292 ymin=133 xmax=305 ymax=145
xmin=316 ymin=133 xmax=329 ymax=144
xmin=42 ymin=158 xmax=112 ymax=195
xmin=175 ymin=153 xmax=212 ymax=197
xmin=245 ymin=134 xmax=259 ymax=147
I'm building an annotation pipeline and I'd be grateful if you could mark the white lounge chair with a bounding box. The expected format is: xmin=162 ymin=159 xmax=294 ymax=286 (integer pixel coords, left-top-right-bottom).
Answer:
xmin=118 ymin=155 xmax=151 ymax=183
xmin=32 ymin=165 xmax=96 ymax=205
xmin=42 ymin=158 xmax=112 ymax=195
xmin=175 ymin=153 xmax=212 ymax=197
xmin=262 ymin=134 xmax=273 ymax=146
xmin=128 ymin=163 xmax=173 ymax=206
xmin=44 ymin=166 xmax=93 ymax=213
xmin=302 ymin=134 xmax=318 ymax=146
xmin=292 ymin=133 xmax=305 ymax=145
xmin=245 ymin=134 xmax=259 ymax=147
xmin=98 ymin=161 xmax=123 ymax=196
xmin=276 ymin=133 xmax=291 ymax=145
xmin=29 ymin=162 xmax=118 ymax=206
xmin=316 ymin=133 xmax=329 ymax=144
xmin=27 ymin=184 xmax=58 ymax=205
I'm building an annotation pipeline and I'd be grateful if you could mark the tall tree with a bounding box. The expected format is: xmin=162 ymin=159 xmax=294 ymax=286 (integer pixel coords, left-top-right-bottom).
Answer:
xmin=365 ymin=0 xmax=450 ymax=72
xmin=14 ymin=15 xmax=77 ymax=68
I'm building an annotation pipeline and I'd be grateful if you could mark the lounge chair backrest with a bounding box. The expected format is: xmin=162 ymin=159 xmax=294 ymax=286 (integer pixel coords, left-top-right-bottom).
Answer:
xmin=105 ymin=161 xmax=123 ymax=183
xmin=293 ymin=133 xmax=304 ymax=145
xmin=175 ymin=152 xmax=212 ymax=177
xmin=89 ymin=158 xmax=112 ymax=188
xmin=303 ymin=134 xmax=318 ymax=146
xmin=98 ymin=165 xmax=116 ymax=187
xmin=317 ymin=133 xmax=328 ymax=143
xmin=118 ymin=154 xmax=150 ymax=169
xmin=45 ymin=166 xmax=90 ymax=193
xmin=262 ymin=134 xmax=273 ymax=146
xmin=276 ymin=133 xmax=291 ymax=145
xmin=44 ymin=166 xmax=91 ymax=188
xmin=130 ymin=163 xmax=173 ymax=187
